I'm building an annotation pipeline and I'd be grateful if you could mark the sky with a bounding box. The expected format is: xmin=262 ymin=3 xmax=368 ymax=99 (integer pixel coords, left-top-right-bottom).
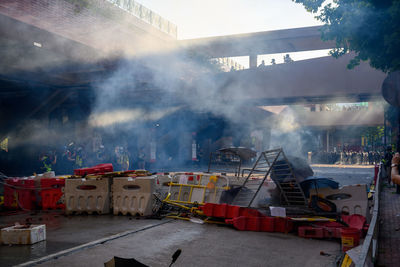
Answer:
xmin=136 ymin=0 xmax=328 ymax=67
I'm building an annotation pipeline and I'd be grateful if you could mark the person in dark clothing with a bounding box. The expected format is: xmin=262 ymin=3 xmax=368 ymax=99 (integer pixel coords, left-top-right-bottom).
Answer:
xmin=384 ymin=146 xmax=393 ymax=185
xmin=39 ymin=150 xmax=57 ymax=173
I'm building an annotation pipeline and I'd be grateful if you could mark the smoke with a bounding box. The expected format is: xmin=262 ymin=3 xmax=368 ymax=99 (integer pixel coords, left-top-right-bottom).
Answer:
xmin=89 ymin=107 xmax=181 ymax=127
xmin=3 ymin=1 xmax=383 ymax=176
xmin=269 ymin=107 xmax=308 ymax=157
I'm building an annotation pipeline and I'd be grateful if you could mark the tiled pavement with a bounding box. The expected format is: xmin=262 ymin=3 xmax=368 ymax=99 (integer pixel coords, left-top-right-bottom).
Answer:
xmin=377 ymin=184 xmax=400 ymax=266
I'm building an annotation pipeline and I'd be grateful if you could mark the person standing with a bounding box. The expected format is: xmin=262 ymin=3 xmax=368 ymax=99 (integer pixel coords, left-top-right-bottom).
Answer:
xmin=383 ymin=146 xmax=393 ymax=185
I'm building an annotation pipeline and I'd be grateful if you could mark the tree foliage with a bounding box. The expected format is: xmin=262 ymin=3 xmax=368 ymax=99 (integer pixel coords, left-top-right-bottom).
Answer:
xmin=293 ymin=0 xmax=400 ymax=72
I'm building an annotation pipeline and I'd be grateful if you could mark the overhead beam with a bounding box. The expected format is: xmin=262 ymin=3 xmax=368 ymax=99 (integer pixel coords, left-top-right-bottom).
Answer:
xmin=180 ymin=26 xmax=335 ymax=58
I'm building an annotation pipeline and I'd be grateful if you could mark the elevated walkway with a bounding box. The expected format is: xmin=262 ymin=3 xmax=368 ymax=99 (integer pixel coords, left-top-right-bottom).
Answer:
xmin=211 ymin=53 xmax=386 ymax=105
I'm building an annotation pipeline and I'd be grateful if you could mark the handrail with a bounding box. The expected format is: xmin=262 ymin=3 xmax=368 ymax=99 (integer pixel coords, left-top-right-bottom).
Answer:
xmin=356 ymin=163 xmax=381 ymax=266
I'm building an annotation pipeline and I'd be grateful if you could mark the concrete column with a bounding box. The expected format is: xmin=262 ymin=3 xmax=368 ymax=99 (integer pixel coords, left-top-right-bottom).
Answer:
xmin=249 ymin=54 xmax=257 ymax=68
xmin=326 ymin=130 xmax=330 ymax=152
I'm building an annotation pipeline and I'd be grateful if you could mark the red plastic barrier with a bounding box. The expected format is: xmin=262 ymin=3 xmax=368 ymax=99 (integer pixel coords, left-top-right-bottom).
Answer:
xmin=298 ymin=226 xmax=325 ymax=238
xmin=74 ymin=163 xmax=113 ymax=176
xmin=274 ymin=217 xmax=294 ymax=233
xmin=342 ymin=214 xmax=366 ymax=232
xmin=40 ymin=178 xmax=65 ymax=210
xmin=4 ymin=178 xmax=36 ymax=210
xmin=225 ymin=216 xmax=275 ymax=232
xmin=323 ymin=226 xmax=342 ymax=238
xmin=299 ymin=214 xmax=367 ymax=240
xmin=201 ymin=203 xmax=264 ymax=219
xmin=341 ymin=227 xmax=361 ymax=252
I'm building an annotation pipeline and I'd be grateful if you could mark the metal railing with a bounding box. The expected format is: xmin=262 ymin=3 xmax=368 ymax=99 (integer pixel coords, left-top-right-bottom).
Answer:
xmin=356 ymin=163 xmax=381 ymax=266
xmin=106 ymin=0 xmax=177 ymax=38
xmin=212 ymin=58 xmax=245 ymax=71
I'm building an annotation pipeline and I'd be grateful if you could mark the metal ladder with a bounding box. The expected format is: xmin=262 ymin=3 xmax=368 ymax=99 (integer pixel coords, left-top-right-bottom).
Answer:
xmin=232 ymin=148 xmax=307 ymax=207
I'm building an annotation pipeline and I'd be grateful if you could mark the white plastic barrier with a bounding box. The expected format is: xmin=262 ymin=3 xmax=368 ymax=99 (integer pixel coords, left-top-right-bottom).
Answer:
xmin=65 ymin=178 xmax=111 ymax=215
xmin=309 ymin=184 xmax=368 ymax=217
xmin=112 ymin=176 xmax=156 ymax=216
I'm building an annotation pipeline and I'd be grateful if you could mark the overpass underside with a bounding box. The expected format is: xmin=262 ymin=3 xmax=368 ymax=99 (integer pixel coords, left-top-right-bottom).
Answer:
xmin=209 ymin=53 xmax=387 ymax=106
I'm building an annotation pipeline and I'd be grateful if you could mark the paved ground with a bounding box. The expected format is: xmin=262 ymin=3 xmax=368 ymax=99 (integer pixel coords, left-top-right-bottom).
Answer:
xmin=0 ymin=212 xmax=168 ymax=266
xmin=0 ymin=165 xmax=375 ymax=267
xmin=377 ymin=184 xmax=400 ymax=267
xmin=311 ymin=165 xmax=374 ymax=186
xmin=34 ymin=220 xmax=341 ymax=267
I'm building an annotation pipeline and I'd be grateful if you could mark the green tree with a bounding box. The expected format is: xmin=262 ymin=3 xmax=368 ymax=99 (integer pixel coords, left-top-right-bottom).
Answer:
xmin=292 ymin=0 xmax=400 ymax=72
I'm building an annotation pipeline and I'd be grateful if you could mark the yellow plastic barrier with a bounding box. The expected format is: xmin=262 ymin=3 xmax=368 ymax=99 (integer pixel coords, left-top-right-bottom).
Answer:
xmin=167 ymin=173 xmax=230 ymax=205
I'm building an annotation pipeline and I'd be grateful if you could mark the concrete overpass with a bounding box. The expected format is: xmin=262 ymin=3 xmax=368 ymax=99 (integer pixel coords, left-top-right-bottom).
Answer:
xmin=210 ymin=53 xmax=387 ymax=105
xmin=180 ymin=26 xmax=336 ymax=68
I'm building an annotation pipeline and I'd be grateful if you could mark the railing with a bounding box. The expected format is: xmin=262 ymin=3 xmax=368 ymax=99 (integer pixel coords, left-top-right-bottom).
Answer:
xmin=212 ymin=58 xmax=245 ymax=71
xmin=106 ymin=0 xmax=177 ymax=38
xmin=356 ymin=163 xmax=381 ymax=266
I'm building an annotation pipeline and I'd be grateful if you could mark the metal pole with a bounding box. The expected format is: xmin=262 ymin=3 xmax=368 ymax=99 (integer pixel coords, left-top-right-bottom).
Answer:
xmin=397 ymin=107 xmax=400 ymax=193
xmin=397 ymin=107 xmax=400 ymax=153
xmin=384 ymin=108 xmax=387 ymax=148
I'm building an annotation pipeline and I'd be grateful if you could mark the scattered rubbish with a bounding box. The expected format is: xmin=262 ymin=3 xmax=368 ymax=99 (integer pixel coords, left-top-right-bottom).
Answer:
xmin=104 ymin=256 xmax=148 ymax=267
xmin=189 ymin=217 xmax=204 ymax=224
xmin=170 ymin=249 xmax=182 ymax=267
xmin=320 ymin=251 xmax=331 ymax=256
xmin=104 ymin=249 xmax=182 ymax=267
xmin=270 ymin=206 xmax=286 ymax=217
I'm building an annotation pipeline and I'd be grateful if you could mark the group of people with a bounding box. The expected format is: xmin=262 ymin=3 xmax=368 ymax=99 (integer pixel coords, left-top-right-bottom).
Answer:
xmin=38 ymin=142 xmax=147 ymax=175
xmin=310 ymin=151 xmax=383 ymax=165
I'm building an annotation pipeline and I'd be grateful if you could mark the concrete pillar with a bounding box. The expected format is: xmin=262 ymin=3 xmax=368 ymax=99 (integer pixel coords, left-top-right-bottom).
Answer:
xmin=249 ymin=54 xmax=257 ymax=68
xmin=326 ymin=130 xmax=330 ymax=152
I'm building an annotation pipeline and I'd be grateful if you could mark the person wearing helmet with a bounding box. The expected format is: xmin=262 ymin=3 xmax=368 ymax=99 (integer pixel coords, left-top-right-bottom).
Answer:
xmin=39 ymin=149 xmax=57 ymax=173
